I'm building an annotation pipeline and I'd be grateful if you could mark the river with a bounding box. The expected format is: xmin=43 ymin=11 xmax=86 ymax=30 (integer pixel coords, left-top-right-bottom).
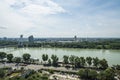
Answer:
xmin=0 ymin=47 xmax=120 ymax=66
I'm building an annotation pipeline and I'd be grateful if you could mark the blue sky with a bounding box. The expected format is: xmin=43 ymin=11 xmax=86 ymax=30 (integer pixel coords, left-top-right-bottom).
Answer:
xmin=0 ymin=0 xmax=120 ymax=38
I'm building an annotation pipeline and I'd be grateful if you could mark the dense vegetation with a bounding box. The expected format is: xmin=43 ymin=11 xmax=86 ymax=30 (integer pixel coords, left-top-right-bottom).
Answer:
xmin=77 ymin=68 xmax=115 ymax=80
xmin=0 ymin=68 xmax=49 ymax=80
xmin=0 ymin=40 xmax=17 ymax=46
xmin=28 ymin=39 xmax=120 ymax=49
xmin=0 ymin=39 xmax=120 ymax=49
xmin=42 ymin=54 xmax=109 ymax=70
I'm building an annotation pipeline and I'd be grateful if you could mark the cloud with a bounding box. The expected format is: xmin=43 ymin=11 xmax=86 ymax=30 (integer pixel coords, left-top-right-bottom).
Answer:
xmin=0 ymin=1 xmax=35 ymax=37
xmin=7 ymin=0 xmax=66 ymax=15
xmin=0 ymin=26 xmax=7 ymax=29
xmin=0 ymin=0 xmax=67 ymax=37
xmin=0 ymin=0 xmax=120 ymax=38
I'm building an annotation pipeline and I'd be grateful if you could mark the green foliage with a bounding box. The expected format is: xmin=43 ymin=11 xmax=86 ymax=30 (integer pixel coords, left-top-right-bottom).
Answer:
xmin=78 ymin=69 xmax=97 ymax=80
xmin=86 ymin=57 xmax=92 ymax=67
xmin=0 ymin=39 xmax=120 ymax=49
xmin=69 ymin=55 xmax=75 ymax=68
xmin=113 ymin=64 xmax=120 ymax=70
xmin=26 ymin=39 xmax=120 ymax=49
xmin=0 ymin=52 xmax=6 ymax=60
xmin=5 ymin=70 xmax=48 ymax=80
xmin=99 ymin=59 xmax=108 ymax=69
xmin=42 ymin=54 xmax=48 ymax=62
xmin=48 ymin=69 xmax=54 ymax=74
xmin=74 ymin=57 xmax=81 ymax=68
xmin=0 ymin=69 xmax=5 ymax=78
xmin=93 ymin=57 xmax=99 ymax=68
xmin=7 ymin=54 xmax=13 ymax=62
xmin=80 ymin=57 xmax=86 ymax=67
xmin=78 ymin=69 xmax=88 ymax=79
xmin=51 ymin=55 xmax=59 ymax=67
xmin=109 ymin=43 xmax=120 ymax=49
xmin=98 ymin=68 xmax=115 ymax=80
xmin=48 ymin=59 xmax=51 ymax=66
xmin=21 ymin=67 xmax=24 ymax=71
xmin=13 ymin=57 xmax=21 ymax=63
xmin=89 ymin=70 xmax=98 ymax=79
xmin=0 ymin=40 xmax=17 ymax=46
xmin=63 ymin=55 xmax=69 ymax=64
xmin=104 ymin=68 xmax=115 ymax=80
xmin=22 ymin=53 xmax=31 ymax=63
xmin=39 ymin=75 xmax=48 ymax=80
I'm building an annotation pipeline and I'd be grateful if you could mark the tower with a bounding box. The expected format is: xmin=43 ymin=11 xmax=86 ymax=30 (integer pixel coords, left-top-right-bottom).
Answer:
xmin=74 ymin=35 xmax=77 ymax=41
xmin=18 ymin=35 xmax=24 ymax=47
xmin=28 ymin=35 xmax=34 ymax=43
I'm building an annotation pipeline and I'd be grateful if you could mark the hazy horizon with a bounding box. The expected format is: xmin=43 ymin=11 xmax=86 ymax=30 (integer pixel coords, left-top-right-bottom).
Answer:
xmin=0 ymin=36 xmax=120 ymax=39
xmin=0 ymin=0 xmax=120 ymax=38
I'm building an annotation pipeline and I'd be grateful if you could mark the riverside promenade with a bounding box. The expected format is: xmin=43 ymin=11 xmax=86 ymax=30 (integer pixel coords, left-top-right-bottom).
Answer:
xmin=0 ymin=63 xmax=78 ymax=73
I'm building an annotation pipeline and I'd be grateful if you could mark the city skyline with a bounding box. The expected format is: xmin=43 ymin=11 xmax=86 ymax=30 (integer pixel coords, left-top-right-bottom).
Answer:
xmin=0 ymin=0 xmax=120 ymax=38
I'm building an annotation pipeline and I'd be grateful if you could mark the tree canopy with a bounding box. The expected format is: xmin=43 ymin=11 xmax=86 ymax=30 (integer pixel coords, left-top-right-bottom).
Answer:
xmin=22 ymin=53 xmax=31 ymax=63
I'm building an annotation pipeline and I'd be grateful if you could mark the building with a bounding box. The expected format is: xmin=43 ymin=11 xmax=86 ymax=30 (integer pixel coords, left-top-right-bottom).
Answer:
xmin=18 ymin=35 xmax=24 ymax=47
xmin=74 ymin=35 xmax=77 ymax=42
xmin=28 ymin=35 xmax=34 ymax=43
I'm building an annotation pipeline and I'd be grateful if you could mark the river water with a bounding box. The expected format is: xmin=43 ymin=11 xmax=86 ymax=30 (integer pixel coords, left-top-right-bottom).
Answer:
xmin=0 ymin=47 xmax=120 ymax=66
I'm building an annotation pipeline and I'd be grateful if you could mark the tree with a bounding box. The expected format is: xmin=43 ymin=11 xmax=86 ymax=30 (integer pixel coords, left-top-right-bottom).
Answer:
xmin=14 ymin=57 xmax=21 ymax=63
xmin=113 ymin=64 xmax=120 ymax=70
xmin=0 ymin=69 xmax=5 ymax=78
xmin=93 ymin=57 xmax=99 ymax=68
xmin=98 ymin=68 xmax=115 ymax=80
xmin=51 ymin=54 xmax=59 ymax=67
xmin=63 ymin=55 xmax=69 ymax=66
xmin=88 ymin=69 xmax=98 ymax=80
xmin=48 ymin=59 xmax=51 ymax=66
xmin=22 ymin=53 xmax=31 ymax=63
xmin=78 ymin=69 xmax=86 ymax=78
xmin=99 ymin=59 xmax=108 ymax=69
xmin=74 ymin=56 xmax=81 ymax=68
xmin=86 ymin=57 xmax=92 ymax=67
xmin=97 ymin=71 xmax=106 ymax=80
xmin=7 ymin=54 xmax=13 ymax=62
xmin=78 ymin=69 xmax=97 ymax=80
xmin=80 ymin=57 xmax=86 ymax=67
xmin=0 ymin=52 xmax=6 ymax=61
xmin=42 ymin=54 xmax=48 ymax=64
xmin=104 ymin=68 xmax=115 ymax=80
xmin=78 ymin=69 xmax=90 ymax=79
xmin=69 ymin=55 xmax=75 ymax=68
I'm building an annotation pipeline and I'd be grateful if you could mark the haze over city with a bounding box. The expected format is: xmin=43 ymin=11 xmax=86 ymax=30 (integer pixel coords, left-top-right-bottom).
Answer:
xmin=0 ymin=0 xmax=120 ymax=38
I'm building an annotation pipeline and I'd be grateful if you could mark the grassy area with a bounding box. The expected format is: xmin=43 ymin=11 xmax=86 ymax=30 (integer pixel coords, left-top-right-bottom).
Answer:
xmin=27 ymin=73 xmax=49 ymax=80
xmin=1 ymin=70 xmax=49 ymax=80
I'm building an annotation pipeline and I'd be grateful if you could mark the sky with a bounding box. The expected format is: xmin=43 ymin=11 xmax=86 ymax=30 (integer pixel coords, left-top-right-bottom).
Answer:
xmin=0 ymin=0 xmax=120 ymax=38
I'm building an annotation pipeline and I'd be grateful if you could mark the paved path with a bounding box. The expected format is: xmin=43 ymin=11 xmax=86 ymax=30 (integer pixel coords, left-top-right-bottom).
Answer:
xmin=25 ymin=64 xmax=78 ymax=73
xmin=0 ymin=63 xmax=15 ymax=68
xmin=0 ymin=63 xmax=78 ymax=73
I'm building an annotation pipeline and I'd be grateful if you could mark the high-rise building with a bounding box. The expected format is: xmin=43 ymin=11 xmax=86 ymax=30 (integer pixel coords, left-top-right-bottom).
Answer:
xmin=28 ymin=35 xmax=34 ymax=43
xmin=18 ymin=35 xmax=24 ymax=47
xmin=20 ymin=35 xmax=23 ymax=41
xmin=74 ymin=35 xmax=77 ymax=41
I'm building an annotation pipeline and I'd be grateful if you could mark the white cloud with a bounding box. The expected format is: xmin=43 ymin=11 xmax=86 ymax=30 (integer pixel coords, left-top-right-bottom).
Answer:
xmin=6 ymin=0 xmax=66 ymax=15
xmin=0 ymin=0 xmax=66 ymax=37
xmin=0 ymin=1 xmax=34 ymax=37
xmin=20 ymin=4 xmax=64 ymax=15
xmin=0 ymin=0 xmax=120 ymax=38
